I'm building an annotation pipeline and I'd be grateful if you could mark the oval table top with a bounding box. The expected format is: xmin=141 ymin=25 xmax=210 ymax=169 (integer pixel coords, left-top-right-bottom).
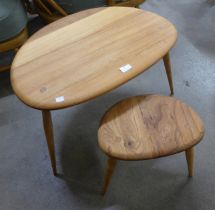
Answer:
xmin=98 ymin=95 xmax=205 ymax=160
xmin=11 ymin=7 xmax=177 ymax=110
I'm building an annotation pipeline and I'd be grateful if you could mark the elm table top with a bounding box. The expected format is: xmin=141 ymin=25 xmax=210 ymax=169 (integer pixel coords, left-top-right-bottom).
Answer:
xmin=11 ymin=7 xmax=177 ymax=110
xmin=98 ymin=95 xmax=205 ymax=160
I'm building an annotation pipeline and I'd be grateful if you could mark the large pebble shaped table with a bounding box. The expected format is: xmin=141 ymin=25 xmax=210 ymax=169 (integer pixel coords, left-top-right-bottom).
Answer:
xmin=11 ymin=7 xmax=177 ymax=175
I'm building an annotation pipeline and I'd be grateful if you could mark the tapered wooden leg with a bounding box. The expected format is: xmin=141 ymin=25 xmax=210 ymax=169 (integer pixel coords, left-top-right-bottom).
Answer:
xmin=163 ymin=53 xmax=174 ymax=95
xmin=102 ymin=157 xmax=117 ymax=195
xmin=42 ymin=110 xmax=57 ymax=176
xmin=185 ymin=147 xmax=194 ymax=177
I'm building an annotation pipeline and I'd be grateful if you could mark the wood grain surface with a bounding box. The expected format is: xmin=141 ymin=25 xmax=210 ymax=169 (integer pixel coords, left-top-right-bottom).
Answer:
xmin=98 ymin=95 xmax=204 ymax=160
xmin=42 ymin=110 xmax=57 ymax=175
xmin=30 ymin=8 xmax=105 ymax=37
xmin=11 ymin=7 xmax=177 ymax=110
xmin=102 ymin=157 xmax=117 ymax=195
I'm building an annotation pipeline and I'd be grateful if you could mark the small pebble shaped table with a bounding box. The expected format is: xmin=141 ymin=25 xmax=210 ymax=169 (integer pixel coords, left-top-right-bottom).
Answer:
xmin=11 ymin=7 xmax=177 ymax=175
xmin=98 ymin=95 xmax=205 ymax=194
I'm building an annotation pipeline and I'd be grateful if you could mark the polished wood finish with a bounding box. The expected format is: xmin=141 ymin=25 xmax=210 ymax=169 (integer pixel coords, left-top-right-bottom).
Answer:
xmin=11 ymin=7 xmax=177 ymax=110
xmin=185 ymin=147 xmax=194 ymax=177
xmin=11 ymin=8 xmax=177 ymax=175
xmin=30 ymin=8 xmax=105 ymax=40
xmin=98 ymin=95 xmax=204 ymax=160
xmin=30 ymin=8 xmax=104 ymax=175
xmin=99 ymin=95 xmax=204 ymax=194
xmin=102 ymin=157 xmax=117 ymax=195
xmin=163 ymin=53 xmax=174 ymax=95
xmin=42 ymin=110 xmax=57 ymax=175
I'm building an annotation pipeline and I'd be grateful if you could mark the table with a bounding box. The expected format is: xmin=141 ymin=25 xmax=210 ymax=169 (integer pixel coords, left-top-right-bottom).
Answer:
xmin=11 ymin=7 xmax=177 ymax=175
xmin=98 ymin=95 xmax=204 ymax=194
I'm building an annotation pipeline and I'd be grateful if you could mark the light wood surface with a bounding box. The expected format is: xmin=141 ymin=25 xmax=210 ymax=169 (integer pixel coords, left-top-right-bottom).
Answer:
xmin=30 ymin=8 xmax=105 ymax=38
xmin=11 ymin=7 xmax=177 ymax=110
xmin=42 ymin=110 xmax=57 ymax=175
xmin=163 ymin=53 xmax=174 ymax=95
xmin=102 ymin=157 xmax=117 ymax=195
xmin=98 ymin=95 xmax=204 ymax=160
xmin=185 ymin=147 xmax=194 ymax=177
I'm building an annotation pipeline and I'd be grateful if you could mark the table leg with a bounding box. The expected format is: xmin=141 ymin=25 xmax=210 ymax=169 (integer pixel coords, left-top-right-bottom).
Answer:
xmin=102 ymin=157 xmax=117 ymax=195
xmin=185 ymin=147 xmax=194 ymax=177
xmin=163 ymin=52 xmax=174 ymax=95
xmin=42 ymin=110 xmax=57 ymax=176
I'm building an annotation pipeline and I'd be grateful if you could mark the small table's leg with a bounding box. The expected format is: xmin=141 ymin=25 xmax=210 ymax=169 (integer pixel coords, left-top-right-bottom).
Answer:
xmin=163 ymin=52 xmax=174 ymax=95
xmin=42 ymin=110 xmax=57 ymax=176
xmin=185 ymin=147 xmax=194 ymax=177
xmin=102 ymin=157 xmax=117 ymax=195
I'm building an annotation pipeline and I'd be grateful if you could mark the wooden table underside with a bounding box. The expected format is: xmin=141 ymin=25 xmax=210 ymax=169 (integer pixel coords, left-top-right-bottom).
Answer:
xmin=11 ymin=7 xmax=177 ymax=175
